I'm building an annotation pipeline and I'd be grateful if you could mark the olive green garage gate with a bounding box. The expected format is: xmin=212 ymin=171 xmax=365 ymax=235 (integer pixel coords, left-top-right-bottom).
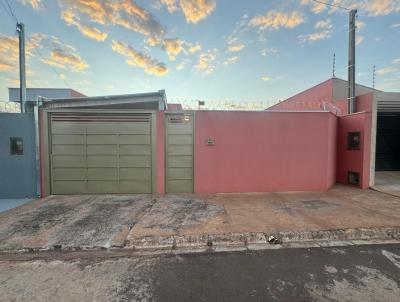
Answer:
xmin=45 ymin=111 xmax=156 ymax=194
xmin=165 ymin=113 xmax=194 ymax=193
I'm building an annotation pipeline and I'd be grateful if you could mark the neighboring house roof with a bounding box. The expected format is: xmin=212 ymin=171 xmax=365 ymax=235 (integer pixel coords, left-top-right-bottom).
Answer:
xmin=266 ymin=77 xmax=381 ymax=111
xmin=41 ymin=90 xmax=168 ymax=111
xmin=8 ymin=88 xmax=86 ymax=103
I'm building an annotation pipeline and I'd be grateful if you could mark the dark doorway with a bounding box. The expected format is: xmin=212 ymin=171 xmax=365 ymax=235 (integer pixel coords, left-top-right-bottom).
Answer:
xmin=375 ymin=112 xmax=400 ymax=171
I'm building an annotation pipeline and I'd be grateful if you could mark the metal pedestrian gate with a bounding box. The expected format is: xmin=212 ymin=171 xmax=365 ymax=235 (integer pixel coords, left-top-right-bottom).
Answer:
xmin=49 ymin=112 xmax=154 ymax=194
xmin=165 ymin=113 xmax=194 ymax=193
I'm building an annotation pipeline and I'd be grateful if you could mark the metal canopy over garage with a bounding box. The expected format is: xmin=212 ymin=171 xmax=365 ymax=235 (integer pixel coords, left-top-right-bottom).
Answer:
xmin=49 ymin=112 xmax=154 ymax=194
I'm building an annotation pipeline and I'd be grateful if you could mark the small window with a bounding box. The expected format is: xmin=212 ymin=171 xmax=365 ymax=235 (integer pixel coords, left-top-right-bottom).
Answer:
xmin=10 ymin=137 xmax=23 ymax=155
xmin=347 ymin=132 xmax=361 ymax=150
xmin=348 ymin=171 xmax=360 ymax=186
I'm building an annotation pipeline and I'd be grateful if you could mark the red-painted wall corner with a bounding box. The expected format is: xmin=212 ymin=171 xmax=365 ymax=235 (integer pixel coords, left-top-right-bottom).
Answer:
xmin=336 ymin=112 xmax=372 ymax=189
xmin=356 ymin=92 xmax=374 ymax=113
xmin=156 ymin=111 xmax=165 ymax=195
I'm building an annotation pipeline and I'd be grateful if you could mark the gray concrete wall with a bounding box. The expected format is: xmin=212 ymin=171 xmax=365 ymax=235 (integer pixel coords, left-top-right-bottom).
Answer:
xmin=8 ymin=88 xmax=75 ymax=103
xmin=332 ymin=78 xmax=377 ymax=102
xmin=0 ymin=113 xmax=36 ymax=198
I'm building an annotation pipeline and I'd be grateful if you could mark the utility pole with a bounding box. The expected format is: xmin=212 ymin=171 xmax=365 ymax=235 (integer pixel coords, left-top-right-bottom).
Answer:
xmin=17 ymin=22 xmax=26 ymax=113
xmin=347 ymin=9 xmax=357 ymax=114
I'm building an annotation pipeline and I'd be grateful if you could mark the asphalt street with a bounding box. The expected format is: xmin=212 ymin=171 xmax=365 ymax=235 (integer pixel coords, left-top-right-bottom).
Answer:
xmin=1 ymin=243 xmax=399 ymax=302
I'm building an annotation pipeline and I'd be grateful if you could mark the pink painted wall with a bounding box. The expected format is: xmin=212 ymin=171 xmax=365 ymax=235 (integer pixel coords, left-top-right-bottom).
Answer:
xmin=156 ymin=111 xmax=165 ymax=195
xmin=194 ymin=111 xmax=337 ymax=193
xmin=267 ymin=79 xmax=333 ymax=111
xmin=336 ymin=112 xmax=372 ymax=189
xmin=167 ymin=103 xmax=183 ymax=110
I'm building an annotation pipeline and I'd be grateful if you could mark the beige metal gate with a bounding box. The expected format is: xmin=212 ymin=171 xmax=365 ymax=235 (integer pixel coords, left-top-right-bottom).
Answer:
xmin=50 ymin=112 xmax=153 ymax=194
xmin=165 ymin=113 xmax=194 ymax=193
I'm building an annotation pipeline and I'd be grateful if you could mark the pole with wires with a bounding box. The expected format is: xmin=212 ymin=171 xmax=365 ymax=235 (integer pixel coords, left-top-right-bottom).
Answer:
xmin=16 ymin=22 xmax=26 ymax=113
xmin=347 ymin=9 xmax=357 ymax=114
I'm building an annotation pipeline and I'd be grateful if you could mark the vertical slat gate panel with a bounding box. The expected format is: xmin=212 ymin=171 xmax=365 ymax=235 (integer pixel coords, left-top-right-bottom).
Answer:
xmin=165 ymin=113 xmax=194 ymax=193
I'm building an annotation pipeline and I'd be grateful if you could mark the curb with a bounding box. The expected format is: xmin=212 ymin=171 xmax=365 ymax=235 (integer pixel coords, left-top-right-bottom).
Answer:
xmin=126 ymin=226 xmax=400 ymax=252
xmin=1 ymin=226 xmax=399 ymax=255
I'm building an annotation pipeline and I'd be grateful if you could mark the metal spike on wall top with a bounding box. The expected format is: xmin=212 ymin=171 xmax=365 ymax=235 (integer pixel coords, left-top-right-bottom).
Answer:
xmin=333 ymin=53 xmax=336 ymax=78
xmin=373 ymin=65 xmax=376 ymax=89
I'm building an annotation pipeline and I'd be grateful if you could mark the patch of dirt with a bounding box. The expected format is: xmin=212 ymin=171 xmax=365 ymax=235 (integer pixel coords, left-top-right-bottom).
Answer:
xmin=134 ymin=196 xmax=225 ymax=235
xmin=0 ymin=203 xmax=76 ymax=240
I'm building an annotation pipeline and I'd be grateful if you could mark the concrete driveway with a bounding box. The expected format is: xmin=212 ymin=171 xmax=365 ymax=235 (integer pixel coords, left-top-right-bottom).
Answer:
xmin=0 ymin=194 xmax=224 ymax=252
xmin=0 ymin=195 xmax=153 ymax=251
xmin=1 ymin=185 xmax=400 ymax=253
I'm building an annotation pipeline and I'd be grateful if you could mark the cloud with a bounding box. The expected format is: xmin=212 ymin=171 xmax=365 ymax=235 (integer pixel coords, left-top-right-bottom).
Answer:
xmin=299 ymin=19 xmax=333 ymax=43
xmin=327 ymin=0 xmax=400 ymax=16
xmin=188 ymin=43 xmax=201 ymax=53
xmin=59 ymin=0 xmax=165 ymax=41
xmin=392 ymin=23 xmax=400 ymax=28
xmin=61 ymin=10 xmax=108 ymax=41
xmin=227 ymin=43 xmax=245 ymax=53
xmin=145 ymin=36 xmax=162 ymax=46
xmin=158 ymin=0 xmax=216 ymax=23
xmin=160 ymin=0 xmax=179 ymax=12
xmin=356 ymin=20 xmax=366 ymax=30
xmin=111 ymin=40 xmax=168 ymax=76
xmin=299 ymin=31 xmax=332 ymax=42
xmin=315 ymin=19 xmax=333 ymax=30
xmin=0 ymin=59 xmax=14 ymax=71
xmin=195 ymin=49 xmax=217 ymax=74
xmin=300 ymin=0 xmax=327 ymax=14
xmin=377 ymin=66 xmax=399 ymax=75
xmin=0 ymin=33 xmax=45 ymax=72
xmin=19 ymin=0 xmax=42 ymax=10
xmin=249 ymin=11 xmax=305 ymax=30
xmin=261 ymin=76 xmax=271 ymax=81
xmin=163 ymin=38 xmax=184 ymax=61
xmin=42 ymin=46 xmax=89 ymax=71
xmin=223 ymin=56 xmax=239 ymax=65
xmin=0 ymin=33 xmax=87 ymax=75
xmin=179 ymin=0 xmax=216 ymax=23
xmin=25 ymin=34 xmax=90 ymax=72
xmin=145 ymin=38 xmax=201 ymax=60
xmin=260 ymin=48 xmax=278 ymax=56
xmin=364 ymin=0 xmax=399 ymax=16
xmin=176 ymin=59 xmax=190 ymax=70
xmin=0 ymin=35 xmax=19 ymax=71
xmin=376 ymin=58 xmax=400 ymax=76
xmin=356 ymin=35 xmax=364 ymax=45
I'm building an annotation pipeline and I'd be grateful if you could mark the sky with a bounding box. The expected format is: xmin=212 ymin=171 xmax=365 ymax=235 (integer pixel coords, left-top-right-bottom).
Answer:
xmin=0 ymin=0 xmax=400 ymax=108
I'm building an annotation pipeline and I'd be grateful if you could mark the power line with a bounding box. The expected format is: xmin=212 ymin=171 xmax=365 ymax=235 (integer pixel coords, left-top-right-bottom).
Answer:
xmin=3 ymin=0 xmax=18 ymax=22
xmin=310 ymin=0 xmax=351 ymax=11
xmin=33 ymin=48 xmax=71 ymax=88
xmin=0 ymin=0 xmax=15 ymax=23
xmin=0 ymin=2 xmax=71 ymax=89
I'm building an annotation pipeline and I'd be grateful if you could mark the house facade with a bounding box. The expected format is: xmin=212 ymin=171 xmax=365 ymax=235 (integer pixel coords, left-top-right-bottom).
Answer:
xmin=4 ymin=79 xmax=397 ymax=198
